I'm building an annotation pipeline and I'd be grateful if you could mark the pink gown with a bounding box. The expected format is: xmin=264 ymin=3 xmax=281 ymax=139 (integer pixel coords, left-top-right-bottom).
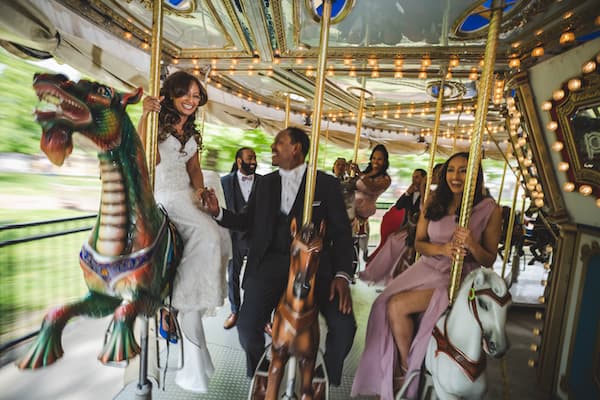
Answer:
xmin=353 ymin=177 xmax=389 ymax=219
xmin=351 ymin=197 xmax=497 ymax=400
xmin=359 ymin=228 xmax=409 ymax=286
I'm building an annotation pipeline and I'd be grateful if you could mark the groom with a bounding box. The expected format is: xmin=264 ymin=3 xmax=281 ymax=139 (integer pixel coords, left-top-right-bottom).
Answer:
xmin=203 ymin=127 xmax=356 ymax=386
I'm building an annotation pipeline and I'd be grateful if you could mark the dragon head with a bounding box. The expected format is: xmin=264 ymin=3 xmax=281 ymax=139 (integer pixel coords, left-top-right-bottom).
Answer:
xmin=33 ymin=73 xmax=143 ymax=166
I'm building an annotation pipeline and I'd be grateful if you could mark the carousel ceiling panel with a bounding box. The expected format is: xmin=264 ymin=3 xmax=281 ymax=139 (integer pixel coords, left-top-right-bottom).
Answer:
xmin=297 ymin=0 xmax=481 ymax=47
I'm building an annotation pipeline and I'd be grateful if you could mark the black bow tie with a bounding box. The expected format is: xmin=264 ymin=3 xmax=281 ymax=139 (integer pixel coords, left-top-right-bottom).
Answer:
xmin=241 ymin=175 xmax=253 ymax=182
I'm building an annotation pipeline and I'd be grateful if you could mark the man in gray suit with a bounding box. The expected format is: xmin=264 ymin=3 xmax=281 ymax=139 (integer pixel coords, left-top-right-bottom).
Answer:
xmin=221 ymin=147 xmax=260 ymax=329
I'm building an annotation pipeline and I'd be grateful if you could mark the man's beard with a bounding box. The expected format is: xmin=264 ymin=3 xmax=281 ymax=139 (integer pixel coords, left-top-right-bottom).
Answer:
xmin=240 ymin=159 xmax=256 ymax=175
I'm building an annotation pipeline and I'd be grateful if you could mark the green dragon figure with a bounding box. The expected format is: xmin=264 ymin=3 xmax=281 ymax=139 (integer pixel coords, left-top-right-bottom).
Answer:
xmin=18 ymin=73 xmax=182 ymax=369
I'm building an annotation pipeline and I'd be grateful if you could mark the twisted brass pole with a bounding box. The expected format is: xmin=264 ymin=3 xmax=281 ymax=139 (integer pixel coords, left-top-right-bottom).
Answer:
xmin=144 ymin=0 xmax=163 ymax=189
xmin=302 ymin=0 xmax=332 ymax=224
xmin=423 ymin=68 xmax=446 ymax=206
xmin=501 ymin=171 xmax=520 ymax=279
xmin=497 ymin=161 xmax=508 ymax=205
xmin=284 ymin=93 xmax=291 ymax=128
xmin=448 ymin=0 xmax=503 ymax=304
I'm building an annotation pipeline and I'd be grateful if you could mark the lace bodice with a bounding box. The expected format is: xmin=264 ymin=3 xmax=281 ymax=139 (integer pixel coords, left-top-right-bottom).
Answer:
xmin=155 ymin=135 xmax=197 ymax=194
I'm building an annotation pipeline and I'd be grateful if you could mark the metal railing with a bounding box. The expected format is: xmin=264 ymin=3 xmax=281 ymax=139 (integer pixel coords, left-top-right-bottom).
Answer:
xmin=0 ymin=201 xmax=395 ymax=353
xmin=0 ymin=214 xmax=96 ymax=351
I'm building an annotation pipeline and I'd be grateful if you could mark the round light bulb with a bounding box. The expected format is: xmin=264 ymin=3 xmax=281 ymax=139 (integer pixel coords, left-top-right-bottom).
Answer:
xmin=534 ymin=198 xmax=544 ymax=208
xmin=547 ymin=121 xmax=558 ymax=131
xmin=535 ymin=312 xmax=543 ymax=320
xmin=563 ymin=182 xmax=575 ymax=192
xmin=552 ymin=90 xmax=565 ymax=101
xmin=567 ymin=78 xmax=582 ymax=91
xmin=542 ymin=101 xmax=552 ymax=111
xmin=558 ymin=162 xmax=569 ymax=171
xmin=582 ymin=60 xmax=596 ymax=74
xmin=552 ymin=141 xmax=564 ymax=152
xmin=579 ymin=185 xmax=593 ymax=196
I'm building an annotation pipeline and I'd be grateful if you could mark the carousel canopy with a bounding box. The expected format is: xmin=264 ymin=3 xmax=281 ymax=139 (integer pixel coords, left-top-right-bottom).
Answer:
xmin=0 ymin=0 xmax=599 ymax=159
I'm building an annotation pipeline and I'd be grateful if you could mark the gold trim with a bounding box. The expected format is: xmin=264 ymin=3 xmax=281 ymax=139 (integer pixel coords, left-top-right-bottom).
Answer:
xmin=537 ymin=223 xmax=578 ymax=395
xmin=270 ymin=0 xmax=287 ymax=54
xmin=509 ymin=72 xmax=568 ymax=223
xmin=554 ymin=73 xmax=600 ymax=188
xmin=218 ymin=0 xmax=254 ymax=55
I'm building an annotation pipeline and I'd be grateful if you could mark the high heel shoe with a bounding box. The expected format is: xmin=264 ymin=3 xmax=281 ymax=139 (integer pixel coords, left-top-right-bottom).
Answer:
xmin=159 ymin=308 xmax=178 ymax=344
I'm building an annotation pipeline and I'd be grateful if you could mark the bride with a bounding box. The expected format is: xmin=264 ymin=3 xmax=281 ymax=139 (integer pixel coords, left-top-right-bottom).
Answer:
xmin=138 ymin=71 xmax=231 ymax=393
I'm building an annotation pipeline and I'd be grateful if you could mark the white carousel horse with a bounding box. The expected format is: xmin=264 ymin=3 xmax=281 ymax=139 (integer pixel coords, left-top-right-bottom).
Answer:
xmin=397 ymin=267 xmax=511 ymax=400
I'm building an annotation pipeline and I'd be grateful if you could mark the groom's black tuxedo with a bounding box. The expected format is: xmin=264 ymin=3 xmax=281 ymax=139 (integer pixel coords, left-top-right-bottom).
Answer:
xmin=217 ymin=168 xmax=356 ymax=385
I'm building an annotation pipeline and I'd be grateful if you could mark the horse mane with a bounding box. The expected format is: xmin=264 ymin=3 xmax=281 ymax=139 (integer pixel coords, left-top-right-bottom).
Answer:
xmin=297 ymin=222 xmax=321 ymax=245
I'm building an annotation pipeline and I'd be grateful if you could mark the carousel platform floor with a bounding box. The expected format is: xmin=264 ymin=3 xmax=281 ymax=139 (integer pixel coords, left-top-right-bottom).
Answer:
xmin=0 ymin=257 xmax=548 ymax=400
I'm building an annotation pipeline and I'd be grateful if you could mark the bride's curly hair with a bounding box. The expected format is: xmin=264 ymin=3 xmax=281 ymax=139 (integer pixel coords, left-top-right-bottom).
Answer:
xmin=157 ymin=71 xmax=208 ymax=149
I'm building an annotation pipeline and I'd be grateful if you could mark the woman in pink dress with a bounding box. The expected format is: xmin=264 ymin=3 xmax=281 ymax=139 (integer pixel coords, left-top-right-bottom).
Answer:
xmin=352 ymin=152 xmax=502 ymax=400
xmin=351 ymin=144 xmax=392 ymax=220
xmin=360 ymin=163 xmax=444 ymax=286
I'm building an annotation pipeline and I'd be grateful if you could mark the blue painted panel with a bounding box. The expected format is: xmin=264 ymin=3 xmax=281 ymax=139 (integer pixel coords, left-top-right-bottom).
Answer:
xmin=570 ymin=253 xmax=600 ymax=398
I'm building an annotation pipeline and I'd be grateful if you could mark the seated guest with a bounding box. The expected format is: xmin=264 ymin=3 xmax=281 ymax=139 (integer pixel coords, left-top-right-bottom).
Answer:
xmin=352 ymin=152 xmax=502 ymax=400
xmin=359 ymin=168 xmax=427 ymax=285
xmin=332 ymin=157 xmax=359 ymax=220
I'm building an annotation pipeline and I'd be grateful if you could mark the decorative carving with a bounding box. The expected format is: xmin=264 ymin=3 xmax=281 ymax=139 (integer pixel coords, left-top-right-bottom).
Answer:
xmin=548 ymin=55 xmax=600 ymax=203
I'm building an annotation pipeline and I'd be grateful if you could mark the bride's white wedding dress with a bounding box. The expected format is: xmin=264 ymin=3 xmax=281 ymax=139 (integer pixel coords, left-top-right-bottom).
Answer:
xmin=154 ymin=135 xmax=231 ymax=393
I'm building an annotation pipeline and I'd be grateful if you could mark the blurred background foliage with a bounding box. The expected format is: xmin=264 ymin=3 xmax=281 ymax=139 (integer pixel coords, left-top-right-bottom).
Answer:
xmin=0 ymin=47 xmax=512 ymax=206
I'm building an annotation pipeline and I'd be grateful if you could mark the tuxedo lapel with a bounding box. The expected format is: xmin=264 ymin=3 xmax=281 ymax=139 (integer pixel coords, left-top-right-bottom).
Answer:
xmin=289 ymin=171 xmax=307 ymax=221
xmin=269 ymin=173 xmax=282 ymax=218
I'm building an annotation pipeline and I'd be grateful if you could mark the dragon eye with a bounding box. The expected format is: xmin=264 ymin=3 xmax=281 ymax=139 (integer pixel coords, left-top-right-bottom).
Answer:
xmin=96 ymin=86 xmax=112 ymax=97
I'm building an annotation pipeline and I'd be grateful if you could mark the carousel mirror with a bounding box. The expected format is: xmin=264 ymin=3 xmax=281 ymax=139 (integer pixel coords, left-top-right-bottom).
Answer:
xmin=549 ymin=58 xmax=600 ymax=201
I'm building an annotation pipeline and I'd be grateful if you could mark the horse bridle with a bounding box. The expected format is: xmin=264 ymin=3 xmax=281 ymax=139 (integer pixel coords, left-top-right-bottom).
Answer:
xmin=468 ymin=284 xmax=512 ymax=339
xmin=432 ymin=282 xmax=511 ymax=382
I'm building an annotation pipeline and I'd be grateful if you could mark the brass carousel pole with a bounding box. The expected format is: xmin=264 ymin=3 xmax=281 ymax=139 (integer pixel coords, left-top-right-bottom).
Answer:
xmin=145 ymin=0 xmax=163 ymax=189
xmin=303 ymin=0 xmax=332 ymax=224
xmin=501 ymin=171 xmax=520 ymax=279
xmin=284 ymin=93 xmax=291 ymax=128
xmin=497 ymin=160 xmax=508 ymax=204
xmin=351 ymin=80 xmax=367 ymax=168
xmin=136 ymin=1 xmax=163 ymax=398
xmin=448 ymin=0 xmax=503 ymax=304
xmin=322 ymin=120 xmax=330 ymax=169
xmin=423 ymin=67 xmax=446 ymax=205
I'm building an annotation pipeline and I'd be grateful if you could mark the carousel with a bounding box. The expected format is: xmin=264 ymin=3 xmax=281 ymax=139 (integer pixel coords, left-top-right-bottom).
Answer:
xmin=0 ymin=0 xmax=599 ymax=399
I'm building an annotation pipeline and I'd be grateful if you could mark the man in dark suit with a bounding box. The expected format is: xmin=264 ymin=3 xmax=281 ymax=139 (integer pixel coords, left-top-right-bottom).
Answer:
xmin=203 ymin=127 xmax=356 ymax=386
xmin=221 ymin=147 xmax=260 ymax=330
xmin=394 ymin=168 xmax=426 ymax=222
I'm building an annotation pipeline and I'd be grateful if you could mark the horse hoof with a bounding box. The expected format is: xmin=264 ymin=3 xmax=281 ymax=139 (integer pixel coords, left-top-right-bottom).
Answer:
xmin=251 ymin=375 xmax=268 ymax=400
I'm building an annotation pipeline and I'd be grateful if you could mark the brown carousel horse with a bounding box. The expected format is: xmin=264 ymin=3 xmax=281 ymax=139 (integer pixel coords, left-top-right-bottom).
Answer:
xmin=264 ymin=218 xmax=326 ymax=400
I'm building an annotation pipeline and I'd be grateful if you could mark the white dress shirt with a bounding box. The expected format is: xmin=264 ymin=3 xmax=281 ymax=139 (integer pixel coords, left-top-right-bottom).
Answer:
xmin=236 ymin=170 xmax=254 ymax=202
xmin=278 ymin=163 xmax=307 ymax=215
